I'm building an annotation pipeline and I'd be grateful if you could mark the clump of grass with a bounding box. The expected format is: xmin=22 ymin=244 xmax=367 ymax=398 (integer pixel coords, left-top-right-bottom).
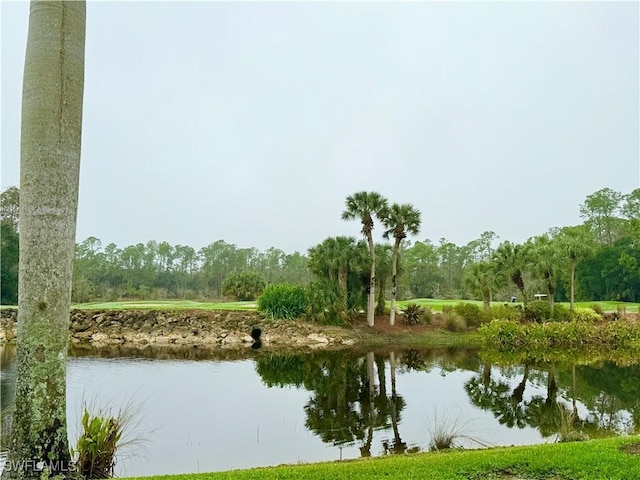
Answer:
xmin=443 ymin=306 xmax=467 ymax=332
xmin=71 ymin=400 xmax=147 ymax=479
xmin=557 ymin=410 xmax=589 ymax=443
xmin=591 ymin=303 xmax=605 ymax=316
xmin=403 ymin=303 xmax=424 ymax=326
xmin=424 ymin=407 xmax=490 ymax=452
xmin=422 ymin=307 xmax=434 ymax=325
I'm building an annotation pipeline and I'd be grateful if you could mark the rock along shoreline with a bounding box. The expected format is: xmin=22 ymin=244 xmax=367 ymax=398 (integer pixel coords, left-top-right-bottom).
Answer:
xmin=0 ymin=309 xmax=357 ymax=351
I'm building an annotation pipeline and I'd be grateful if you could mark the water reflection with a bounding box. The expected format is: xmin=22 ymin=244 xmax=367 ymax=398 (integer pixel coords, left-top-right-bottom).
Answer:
xmin=465 ymin=361 xmax=640 ymax=441
xmin=0 ymin=345 xmax=639 ymax=476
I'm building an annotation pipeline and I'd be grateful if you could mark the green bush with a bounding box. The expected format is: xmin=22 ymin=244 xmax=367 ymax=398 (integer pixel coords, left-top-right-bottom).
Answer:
xmin=402 ymin=303 xmax=424 ymax=326
xmin=222 ymin=271 xmax=266 ymax=301
xmin=490 ymin=304 xmax=523 ymax=322
xmin=453 ymin=302 xmax=486 ymax=327
xmin=573 ymin=307 xmax=602 ymax=322
xmin=257 ymin=283 xmax=307 ymax=320
xmin=551 ymin=304 xmax=571 ymax=322
xmin=479 ymin=318 xmax=640 ymax=349
xmin=523 ymin=300 xmax=551 ymax=323
xmin=305 ymin=280 xmax=348 ymax=326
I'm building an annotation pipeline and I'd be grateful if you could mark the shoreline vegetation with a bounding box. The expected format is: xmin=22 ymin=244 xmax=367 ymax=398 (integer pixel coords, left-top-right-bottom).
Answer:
xmin=126 ymin=436 xmax=640 ymax=480
xmin=1 ymin=300 xmax=639 ymax=356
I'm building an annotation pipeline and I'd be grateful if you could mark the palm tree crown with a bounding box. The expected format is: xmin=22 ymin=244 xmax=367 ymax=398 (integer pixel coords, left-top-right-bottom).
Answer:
xmin=382 ymin=203 xmax=422 ymax=242
xmin=342 ymin=191 xmax=389 ymax=238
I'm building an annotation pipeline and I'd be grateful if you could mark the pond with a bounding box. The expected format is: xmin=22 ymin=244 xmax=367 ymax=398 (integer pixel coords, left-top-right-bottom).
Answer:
xmin=1 ymin=345 xmax=639 ymax=477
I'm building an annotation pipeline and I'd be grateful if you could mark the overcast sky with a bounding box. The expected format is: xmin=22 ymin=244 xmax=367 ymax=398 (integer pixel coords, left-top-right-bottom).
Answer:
xmin=2 ymin=1 xmax=639 ymax=253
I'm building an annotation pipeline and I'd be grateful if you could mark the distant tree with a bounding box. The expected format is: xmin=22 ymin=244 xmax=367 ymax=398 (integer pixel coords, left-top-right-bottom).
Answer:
xmin=579 ymin=188 xmax=623 ymax=246
xmin=222 ymin=271 xmax=266 ymax=301
xmin=404 ymin=240 xmax=442 ymax=298
xmin=342 ymin=191 xmax=389 ymax=326
xmin=0 ymin=186 xmax=20 ymax=230
xmin=5 ymin=1 xmax=86 ymax=477
xmin=0 ymin=219 xmax=19 ymax=304
xmin=382 ymin=203 xmax=421 ymax=325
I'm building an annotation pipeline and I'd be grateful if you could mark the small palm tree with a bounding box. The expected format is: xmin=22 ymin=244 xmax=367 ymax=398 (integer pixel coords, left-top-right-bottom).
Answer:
xmin=464 ymin=261 xmax=502 ymax=312
xmin=342 ymin=192 xmax=389 ymax=326
xmin=382 ymin=203 xmax=421 ymax=325
xmin=528 ymin=234 xmax=561 ymax=313
xmin=493 ymin=241 xmax=529 ymax=303
xmin=558 ymin=227 xmax=594 ymax=313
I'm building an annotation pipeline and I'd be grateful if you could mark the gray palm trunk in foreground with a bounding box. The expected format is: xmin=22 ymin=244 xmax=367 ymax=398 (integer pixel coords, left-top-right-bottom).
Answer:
xmin=3 ymin=2 xmax=86 ymax=479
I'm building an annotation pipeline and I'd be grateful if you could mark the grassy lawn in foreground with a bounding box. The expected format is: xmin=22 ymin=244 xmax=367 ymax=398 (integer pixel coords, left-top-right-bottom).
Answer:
xmin=129 ymin=436 xmax=640 ymax=480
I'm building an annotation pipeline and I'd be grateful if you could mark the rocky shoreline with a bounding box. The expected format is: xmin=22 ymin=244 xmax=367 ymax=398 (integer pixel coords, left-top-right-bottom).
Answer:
xmin=0 ymin=309 xmax=357 ymax=351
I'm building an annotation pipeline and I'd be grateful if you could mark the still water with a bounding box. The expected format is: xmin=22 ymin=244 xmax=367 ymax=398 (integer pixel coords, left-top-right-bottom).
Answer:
xmin=1 ymin=346 xmax=638 ymax=476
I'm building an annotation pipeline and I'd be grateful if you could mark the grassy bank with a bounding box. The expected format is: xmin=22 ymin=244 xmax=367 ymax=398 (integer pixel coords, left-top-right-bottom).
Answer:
xmin=2 ymin=299 xmax=638 ymax=313
xmin=130 ymin=436 xmax=640 ymax=480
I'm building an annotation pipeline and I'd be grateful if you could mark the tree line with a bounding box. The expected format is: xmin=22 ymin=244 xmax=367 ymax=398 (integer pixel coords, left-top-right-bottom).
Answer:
xmin=1 ymin=186 xmax=639 ymax=308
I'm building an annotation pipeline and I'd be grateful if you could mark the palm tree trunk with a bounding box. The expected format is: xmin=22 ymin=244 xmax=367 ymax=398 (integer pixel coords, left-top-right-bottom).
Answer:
xmin=4 ymin=2 xmax=86 ymax=478
xmin=570 ymin=263 xmax=576 ymax=314
xmin=367 ymin=234 xmax=376 ymax=326
xmin=389 ymin=239 xmax=400 ymax=325
xmin=482 ymin=287 xmax=491 ymax=313
xmin=338 ymin=268 xmax=348 ymax=304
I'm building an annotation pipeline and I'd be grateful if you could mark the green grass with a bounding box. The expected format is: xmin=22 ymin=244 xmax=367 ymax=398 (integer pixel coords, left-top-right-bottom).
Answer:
xmin=69 ymin=300 xmax=257 ymax=311
xmin=128 ymin=436 xmax=640 ymax=480
xmin=2 ymin=298 xmax=638 ymax=314
xmin=397 ymin=298 xmax=640 ymax=313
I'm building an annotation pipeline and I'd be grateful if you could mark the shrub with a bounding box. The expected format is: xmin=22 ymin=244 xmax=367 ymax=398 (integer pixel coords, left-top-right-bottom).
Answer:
xmin=305 ymin=280 xmax=348 ymax=326
xmin=490 ymin=304 xmax=523 ymax=322
xmin=403 ymin=303 xmax=424 ymax=326
xmin=443 ymin=307 xmax=467 ymax=332
xmin=523 ymin=300 xmax=551 ymax=323
xmin=591 ymin=303 xmax=605 ymax=316
xmin=573 ymin=307 xmax=602 ymax=322
xmin=257 ymin=283 xmax=307 ymax=320
xmin=453 ymin=302 xmax=486 ymax=327
xmin=222 ymin=271 xmax=266 ymax=301
xmin=551 ymin=304 xmax=571 ymax=322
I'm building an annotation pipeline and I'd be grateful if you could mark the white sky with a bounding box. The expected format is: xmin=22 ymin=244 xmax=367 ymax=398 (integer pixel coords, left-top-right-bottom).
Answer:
xmin=2 ymin=1 xmax=639 ymax=253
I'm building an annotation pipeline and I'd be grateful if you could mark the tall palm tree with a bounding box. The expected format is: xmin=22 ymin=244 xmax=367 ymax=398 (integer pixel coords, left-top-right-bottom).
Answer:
xmin=558 ymin=227 xmax=594 ymax=313
xmin=342 ymin=191 xmax=389 ymax=326
xmin=382 ymin=203 xmax=421 ymax=325
xmin=6 ymin=1 xmax=86 ymax=477
xmin=464 ymin=261 xmax=502 ymax=312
